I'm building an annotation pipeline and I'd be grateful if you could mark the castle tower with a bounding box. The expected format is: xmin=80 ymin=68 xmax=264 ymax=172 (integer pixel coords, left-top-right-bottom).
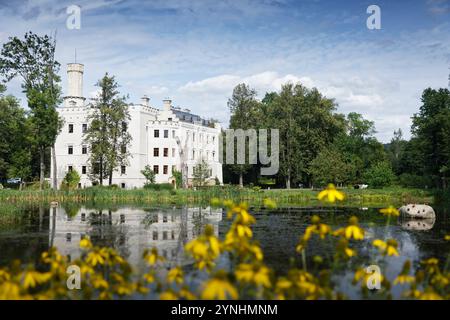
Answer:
xmin=63 ymin=63 xmax=86 ymax=107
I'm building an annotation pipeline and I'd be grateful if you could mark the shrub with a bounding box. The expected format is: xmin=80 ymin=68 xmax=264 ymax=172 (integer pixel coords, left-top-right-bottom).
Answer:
xmin=363 ymin=162 xmax=396 ymax=188
xmin=143 ymin=183 xmax=174 ymax=191
xmin=141 ymin=165 xmax=156 ymax=185
xmin=61 ymin=170 xmax=81 ymax=190
xmin=398 ymin=173 xmax=435 ymax=189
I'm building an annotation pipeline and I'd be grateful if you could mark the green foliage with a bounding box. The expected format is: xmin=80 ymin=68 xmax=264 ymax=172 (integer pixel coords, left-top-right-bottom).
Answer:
xmin=363 ymin=162 xmax=396 ymax=188
xmin=0 ymin=93 xmax=32 ymax=183
xmin=143 ymin=183 xmax=173 ymax=191
xmin=309 ymin=148 xmax=354 ymax=186
xmin=83 ymin=73 xmax=131 ymax=185
xmin=398 ymin=173 xmax=434 ymax=189
xmin=263 ymin=84 xmax=346 ymax=188
xmin=193 ymin=160 xmax=211 ymax=187
xmin=227 ymin=83 xmax=259 ymax=186
xmin=172 ymin=169 xmax=183 ymax=189
xmin=411 ymin=88 xmax=450 ymax=188
xmin=0 ymin=32 xmax=63 ymax=190
xmin=141 ymin=165 xmax=156 ymax=186
xmin=61 ymin=169 xmax=81 ymax=190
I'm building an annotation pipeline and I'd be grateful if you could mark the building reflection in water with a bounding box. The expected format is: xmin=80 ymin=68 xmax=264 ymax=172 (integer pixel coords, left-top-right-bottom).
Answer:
xmin=49 ymin=206 xmax=222 ymax=271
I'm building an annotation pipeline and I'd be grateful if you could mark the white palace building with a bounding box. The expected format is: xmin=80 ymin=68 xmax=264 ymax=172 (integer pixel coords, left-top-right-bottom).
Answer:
xmin=52 ymin=63 xmax=223 ymax=189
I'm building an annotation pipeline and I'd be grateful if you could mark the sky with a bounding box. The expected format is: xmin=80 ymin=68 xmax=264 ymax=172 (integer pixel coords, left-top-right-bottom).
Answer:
xmin=0 ymin=0 xmax=449 ymax=142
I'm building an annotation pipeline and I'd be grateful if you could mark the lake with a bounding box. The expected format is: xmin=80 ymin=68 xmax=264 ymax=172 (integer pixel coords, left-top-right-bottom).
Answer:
xmin=0 ymin=204 xmax=449 ymax=299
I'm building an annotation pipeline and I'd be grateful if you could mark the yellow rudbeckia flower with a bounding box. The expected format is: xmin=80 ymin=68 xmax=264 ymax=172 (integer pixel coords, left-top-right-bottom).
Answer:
xmin=379 ymin=206 xmax=400 ymax=217
xmin=317 ymin=184 xmax=345 ymax=203
xmin=373 ymin=239 xmax=399 ymax=256
xmin=201 ymin=278 xmax=238 ymax=300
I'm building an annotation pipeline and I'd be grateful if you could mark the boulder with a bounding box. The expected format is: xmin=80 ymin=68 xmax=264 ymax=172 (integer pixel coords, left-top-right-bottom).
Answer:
xmin=399 ymin=204 xmax=435 ymax=219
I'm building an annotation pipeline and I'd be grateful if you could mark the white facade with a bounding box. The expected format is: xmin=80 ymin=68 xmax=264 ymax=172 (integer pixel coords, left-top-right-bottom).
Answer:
xmin=52 ymin=63 xmax=222 ymax=189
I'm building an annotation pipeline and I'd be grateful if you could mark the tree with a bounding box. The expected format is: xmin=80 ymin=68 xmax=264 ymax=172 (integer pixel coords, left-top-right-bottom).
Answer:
xmin=334 ymin=112 xmax=387 ymax=183
xmin=266 ymin=83 xmax=344 ymax=188
xmin=83 ymin=73 xmax=132 ymax=185
xmin=193 ymin=160 xmax=211 ymax=187
xmin=0 ymin=32 xmax=63 ymax=190
xmin=172 ymin=169 xmax=182 ymax=189
xmin=387 ymin=129 xmax=407 ymax=174
xmin=363 ymin=162 xmax=396 ymax=188
xmin=228 ymin=83 xmax=260 ymax=187
xmin=0 ymin=88 xmax=32 ymax=188
xmin=411 ymin=88 xmax=450 ymax=188
xmin=61 ymin=169 xmax=80 ymax=190
xmin=141 ymin=165 xmax=156 ymax=186
xmin=308 ymin=148 xmax=353 ymax=187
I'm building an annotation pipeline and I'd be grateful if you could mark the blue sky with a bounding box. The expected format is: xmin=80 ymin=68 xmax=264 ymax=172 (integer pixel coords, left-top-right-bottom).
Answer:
xmin=0 ymin=0 xmax=449 ymax=142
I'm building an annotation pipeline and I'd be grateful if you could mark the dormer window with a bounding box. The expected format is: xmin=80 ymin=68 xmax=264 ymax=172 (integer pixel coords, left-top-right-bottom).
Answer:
xmin=69 ymin=100 xmax=76 ymax=107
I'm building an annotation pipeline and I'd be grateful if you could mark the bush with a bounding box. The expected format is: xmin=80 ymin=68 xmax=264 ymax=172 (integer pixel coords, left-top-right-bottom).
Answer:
xmin=61 ymin=170 xmax=81 ymax=190
xmin=24 ymin=180 xmax=51 ymax=190
xmin=363 ymin=162 xmax=396 ymax=188
xmin=398 ymin=173 xmax=435 ymax=188
xmin=143 ymin=183 xmax=174 ymax=191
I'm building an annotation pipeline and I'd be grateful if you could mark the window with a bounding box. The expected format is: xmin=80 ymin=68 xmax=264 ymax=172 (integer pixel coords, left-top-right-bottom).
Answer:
xmin=82 ymin=166 xmax=87 ymax=174
xmin=212 ymin=151 xmax=215 ymax=160
xmin=121 ymin=166 xmax=126 ymax=174
xmin=172 ymin=130 xmax=175 ymax=138
xmin=163 ymin=231 xmax=168 ymax=240
xmin=121 ymin=145 xmax=126 ymax=154
xmin=192 ymin=150 xmax=195 ymax=160
xmin=172 ymin=148 xmax=175 ymax=157
xmin=213 ymin=136 xmax=215 ymax=143
xmin=68 ymin=166 xmax=73 ymax=172
xmin=163 ymin=165 xmax=168 ymax=175
xmin=163 ymin=148 xmax=168 ymax=157
xmin=172 ymin=165 xmax=176 ymax=173
xmin=154 ymin=129 xmax=159 ymax=138
xmin=153 ymin=148 xmax=159 ymax=157
xmin=164 ymin=130 xmax=168 ymax=138
xmin=193 ymin=133 xmax=195 ymax=142
xmin=82 ymin=123 xmax=87 ymax=133
xmin=121 ymin=183 xmax=126 ymax=189
xmin=163 ymin=214 xmax=168 ymax=223
xmin=122 ymin=122 xmax=127 ymax=133
xmin=68 ymin=124 xmax=73 ymax=133
xmin=152 ymin=231 xmax=158 ymax=240
xmin=168 ymin=117 xmax=172 ymax=121
xmin=68 ymin=146 xmax=73 ymax=154
xmin=82 ymin=145 xmax=87 ymax=154
xmin=153 ymin=165 xmax=159 ymax=174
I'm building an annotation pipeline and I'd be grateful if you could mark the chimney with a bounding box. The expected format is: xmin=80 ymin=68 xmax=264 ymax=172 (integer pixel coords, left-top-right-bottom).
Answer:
xmin=67 ymin=63 xmax=84 ymax=97
xmin=163 ymin=98 xmax=172 ymax=111
xmin=141 ymin=95 xmax=150 ymax=107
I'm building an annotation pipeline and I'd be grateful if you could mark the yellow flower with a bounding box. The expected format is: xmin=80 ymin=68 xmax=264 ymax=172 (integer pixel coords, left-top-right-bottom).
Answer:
xmin=201 ymin=278 xmax=238 ymax=300
xmin=23 ymin=271 xmax=52 ymax=289
xmin=235 ymin=264 xmax=271 ymax=288
xmin=379 ymin=206 xmax=400 ymax=217
xmin=263 ymin=198 xmax=277 ymax=209
xmin=394 ymin=275 xmax=415 ymax=285
xmin=79 ymin=238 xmax=92 ymax=249
xmin=445 ymin=234 xmax=450 ymax=241
xmin=160 ymin=291 xmax=178 ymax=300
xmin=373 ymin=239 xmax=399 ymax=256
xmin=86 ymin=251 xmax=106 ymax=266
xmin=143 ymin=248 xmax=165 ymax=266
xmin=167 ymin=267 xmax=184 ymax=284
xmin=0 ymin=269 xmax=11 ymax=282
xmin=210 ymin=197 xmax=221 ymax=207
xmin=334 ymin=217 xmax=364 ymax=240
xmin=317 ymin=184 xmax=345 ymax=203
xmin=0 ymin=281 xmax=21 ymax=299
xmin=419 ymin=290 xmax=443 ymax=300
